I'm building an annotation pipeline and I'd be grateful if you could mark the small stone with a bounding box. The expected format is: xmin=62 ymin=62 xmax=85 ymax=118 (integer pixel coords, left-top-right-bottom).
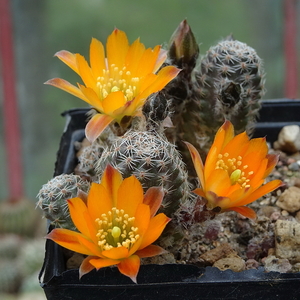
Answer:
xmin=257 ymin=206 xmax=280 ymax=218
xmin=213 ymin=254 xmax=246 ymax=272
xmin=263 ymin=255 xmax=292 ymax=273
xmin=275 ymin=220 xmax=300 ymax=263
xmin=199 ymin=243 xmax=236 ymax=265
xmin=292 ymin=263 xmax=300 ymax=272
xmin=288 ymin=162 xmax=300 ymax=171
xmin=274 ymin=125 xmax=300 ymax=154
xmin=295 ymin=211 xmax=300 ymax=222
xmin=245 ymin=259 xmax=259 ymax=270
xmin=276 ymin=186 xmax=300 ymax=213
xmin=294 ymin=178 xmax=300 ymax=188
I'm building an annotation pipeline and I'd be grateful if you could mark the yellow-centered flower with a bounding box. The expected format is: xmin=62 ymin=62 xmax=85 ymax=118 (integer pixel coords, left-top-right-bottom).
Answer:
xmin=46 ymin=165 xmax=170 ymax=283
xmin=45 ymin=29 xmax=180 ymax=142
xmin=185 ymin=120 xmax=283 ymax=219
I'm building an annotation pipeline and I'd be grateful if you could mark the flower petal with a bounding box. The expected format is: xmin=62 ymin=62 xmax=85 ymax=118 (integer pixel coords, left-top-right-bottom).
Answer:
xmin=236 ymin=179 xmax=283 ymax=207
xmin=117 ymin=176 xmax=144 ymax=216
xmin=153 ymin=49 xmax=167 ymax=72
xmin=184 ymin=142 xmax=205 ymax=188
xmin=101 ymin=164 xmax=123 ymax=206
xmin=46 ymin=228 xmax=94 ymax=255
xmin=135 ymin=244 xmax=167 ymax=258
xmin=79 ymin=256 xmax=96 ymax=278
xmin=77 ymin=234 xmax=103 ymax=257
xmin=222 ymin=131 xmax=249 ymax=158
xmin=102 ymin=246 xmax=129 ymax=260
xmin=193 ymin=187 xmax=206 ymax=198
xmin=45 ymin=78 xmax=90 ymax=104
xmin=75 ymin=53 xmax=96 ymax=88
xmin=127 ymin=204 xmax=151 ymax=256
xmin=138 ymin=66 xmax=180 ymax=100
xmin=87 ymin=182 xmax=113 ymax=222
xmin=78 ymin=84 xmax=103 ymax=111
xmin=205 ymin=168 xmax=231 ymax=196
xmin=138 ymin=213 xmax=170 ymax=250
xmin=133 ymin=204 xmax=151 ymax=236
xmin=264 ymin=154 xmax=279 ymax=177
xmin=117 ymin=255 xmax=140 ymax=283
xmin=143 ymin=186 xmax=165 ymax=218
xmin=227 ymin=206 xmax=257 ymax=219
xmin=55 ymin=50 xmax=79 ymax=74
xmin=125 ymin=38 xmax=145 ymax=75
xmin=67 ymin=197 xmax=97 ymax=240
xmin=106 ymin=29 xmax=129 ymax=68
xmin=102 ymin=91 xmax=127 ymax=115
xmin=85 ymin=113 xmax=114 ymax=143
xmin=136 ymin=45 xmax=161 ymax=77
xmin=89 ymin=257 xmax=119 ymax=269
xmin=89 ymin=37 xmax=106 ymax=78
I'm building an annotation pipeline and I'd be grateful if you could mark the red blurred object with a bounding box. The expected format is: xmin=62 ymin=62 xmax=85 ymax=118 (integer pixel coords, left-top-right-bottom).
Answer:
xmin=0 ymin=0 xmax=24 ymax=199
xmin=284 ymin=0 xmax=298 ymax=99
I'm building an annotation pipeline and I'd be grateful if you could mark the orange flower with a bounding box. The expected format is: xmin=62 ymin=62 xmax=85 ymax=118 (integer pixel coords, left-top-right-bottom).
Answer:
xmin=45 ymin=29 xmax=180 ymax=142
xmin=46 ymin=165 xmax=170 ymax=283
xmin=185 ymin=120 xmax=283 ymax=219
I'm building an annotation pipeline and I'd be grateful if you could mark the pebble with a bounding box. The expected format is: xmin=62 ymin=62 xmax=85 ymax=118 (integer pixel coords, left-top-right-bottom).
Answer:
xmin=289 ymin=162 xmax=300 ymax=171
xmin=245 ymin=259 xmax=259 ymax=270
xmin=199 ymin=243 xmax=236 ymax=265
xmin=213 ymin=254 xmax=246 ymax=272
xmin=275 ymin=220 xmax=300 ymax=263
xmin=263 ymin=255 xmax=292 ymax=273
xmin=276 ymin=186 xmax=300 ymax=213
xmin=294 ymin=178 xmax=300 ymax=188
xmin=274 ymin=125 xmax=300 ymax=153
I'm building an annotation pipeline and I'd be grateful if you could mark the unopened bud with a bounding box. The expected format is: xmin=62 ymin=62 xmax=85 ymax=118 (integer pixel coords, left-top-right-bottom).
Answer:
xmin=169 ymin=19 xmax=199 ymax=69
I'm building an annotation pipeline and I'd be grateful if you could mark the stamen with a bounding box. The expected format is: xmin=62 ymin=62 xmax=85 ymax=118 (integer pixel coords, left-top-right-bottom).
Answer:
xmin=95 ymin=207 xmax=140 ymax=252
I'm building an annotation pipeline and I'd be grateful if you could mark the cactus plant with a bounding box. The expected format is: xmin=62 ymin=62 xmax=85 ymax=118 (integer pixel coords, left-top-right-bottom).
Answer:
xmin=0 ymin=198 xmax=40 ymax=237
xmin=36 ymin=174 xmax=90 ymax=230
xmin=194 ymin=35 xmax=265 ymax=153
xmin=165 ymin=33 xmax=265 ymax=174
xmin=95 ymin=128 xmax=190 ymax=217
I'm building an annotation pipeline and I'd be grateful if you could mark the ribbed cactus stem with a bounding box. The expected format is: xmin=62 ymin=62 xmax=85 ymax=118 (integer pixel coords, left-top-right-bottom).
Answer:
xmin=95 ymin=129 xmax=190 ymax=217
xmin=37 ymin=174 xmax=90 ymax=230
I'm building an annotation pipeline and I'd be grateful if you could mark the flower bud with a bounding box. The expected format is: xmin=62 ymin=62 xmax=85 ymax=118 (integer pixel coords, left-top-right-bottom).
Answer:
xmin=169 ymin=20 xmax=199 ymax=69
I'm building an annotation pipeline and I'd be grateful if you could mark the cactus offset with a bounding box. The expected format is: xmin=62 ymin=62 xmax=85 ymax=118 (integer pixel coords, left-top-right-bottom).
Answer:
xmin=194 ymin=36 xmax=265 ymax=154
xmin=95 ymin=129 xmax=190 ymax=217
xmin=75 ymin=140 xmax=104 ymax=181
xmin=36 ymin=174 xmax=90 ymax=230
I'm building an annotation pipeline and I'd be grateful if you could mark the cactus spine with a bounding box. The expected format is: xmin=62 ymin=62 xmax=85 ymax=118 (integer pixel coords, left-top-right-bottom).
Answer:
xmin=194 ymin=35 xmax=265 ymax=154
xmin=37 ymin=174 xmax=90 ymax=230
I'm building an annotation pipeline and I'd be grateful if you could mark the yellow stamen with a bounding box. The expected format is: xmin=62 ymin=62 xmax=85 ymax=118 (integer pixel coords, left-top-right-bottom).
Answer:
xmin=95 ymin=207 xmax=140 ymax=251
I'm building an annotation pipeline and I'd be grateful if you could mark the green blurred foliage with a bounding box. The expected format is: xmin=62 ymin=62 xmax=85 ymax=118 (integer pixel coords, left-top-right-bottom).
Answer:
xmin=0 ymin=0 xmax=288 ymax=200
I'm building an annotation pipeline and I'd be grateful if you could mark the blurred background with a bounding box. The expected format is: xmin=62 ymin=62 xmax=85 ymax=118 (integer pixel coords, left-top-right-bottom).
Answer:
xmin=0 ymin=0 xmax=299 ymax=298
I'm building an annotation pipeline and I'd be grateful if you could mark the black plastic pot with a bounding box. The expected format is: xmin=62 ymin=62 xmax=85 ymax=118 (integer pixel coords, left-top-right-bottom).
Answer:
xmin=39 ymin=99 xmax=300 ymax=300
